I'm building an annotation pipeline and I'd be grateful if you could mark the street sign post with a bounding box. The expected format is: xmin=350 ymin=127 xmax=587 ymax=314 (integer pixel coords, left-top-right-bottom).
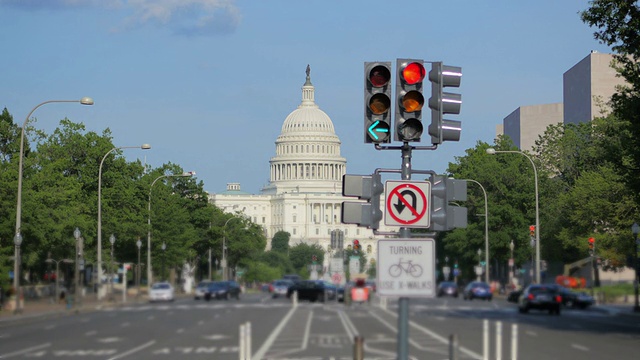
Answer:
xmin=377 ymin=238 xmax=436 ymax=297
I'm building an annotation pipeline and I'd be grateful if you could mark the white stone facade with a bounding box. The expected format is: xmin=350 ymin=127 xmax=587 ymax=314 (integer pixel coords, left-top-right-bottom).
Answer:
xmin=208 ymin=68 xmax=385 ymax=262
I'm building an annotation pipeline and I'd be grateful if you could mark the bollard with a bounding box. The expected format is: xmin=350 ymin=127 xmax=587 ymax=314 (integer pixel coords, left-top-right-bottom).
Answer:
xmin=511 ymin=323 xmax=518 ymax=360
xmin=449 ymin=334 xmax=459 ymax=360
xmin=292 ymin=291 xmax=298 ymax=307
xmin=483 ymin=319 xmax=489 ymax=360
xmin=353 ymin=335 xmax=364 ymax=360
xmin=495 ymin=321 xmax=502 ymax=360
xmin=239 ymin=323 xmax=245 ymax=360
xmin=246 ymin=322 xmax=252 ymax=360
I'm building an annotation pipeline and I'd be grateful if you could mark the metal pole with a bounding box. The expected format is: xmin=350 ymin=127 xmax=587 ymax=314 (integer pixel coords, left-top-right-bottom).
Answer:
xmin=55 ymin=261 xmax=59 ymax=304
xmin=353 ymin=335 xmax=364 ymax=360
xmin=483 ymin=319 xmax=489 ymax=360
xmin=634 ymin=232 xmax=640 ymax=312
xmin=449 ymin=334 xmax=459 ymax=360
xmin=397 ymin=143 xmax=412 ymax=360
xmin=208 ymin=248 xmax=212 ymax=280
xmin=14 ymin=243 xmax=21 ymax=314
xmin=465 ymin=179 xmax=490 ymax=283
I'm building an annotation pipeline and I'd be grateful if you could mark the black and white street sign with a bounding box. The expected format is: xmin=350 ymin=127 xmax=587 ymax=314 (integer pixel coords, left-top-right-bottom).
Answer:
xmin=384 ymin=180 xmax=430 ymax=227
xmin=376 ymin=238 xmax=436 ymax=297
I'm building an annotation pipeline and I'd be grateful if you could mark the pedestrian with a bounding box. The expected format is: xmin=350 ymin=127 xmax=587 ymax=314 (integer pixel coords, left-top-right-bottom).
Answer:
xmin=59 ymin=290 xmax=65 ymax=304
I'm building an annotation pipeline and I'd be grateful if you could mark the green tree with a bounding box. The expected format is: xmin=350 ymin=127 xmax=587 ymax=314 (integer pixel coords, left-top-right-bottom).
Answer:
xmin=289 ymin=243 xmax=324 ymax=275
xmin=270 ymin=231 xmax=291 ymax=254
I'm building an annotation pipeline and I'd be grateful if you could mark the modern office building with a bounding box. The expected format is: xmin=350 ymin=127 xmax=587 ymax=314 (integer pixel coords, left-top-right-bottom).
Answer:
xmin=501 ymin=52 xmax=625 ymax=151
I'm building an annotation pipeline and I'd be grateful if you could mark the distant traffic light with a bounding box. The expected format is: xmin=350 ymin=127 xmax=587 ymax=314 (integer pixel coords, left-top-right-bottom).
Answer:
xmin=353 ymin=239 xmax=361 ymax=254
xmin=428 ymin=62 xmax=462 ymax=145
xmin=395 ymin=59 xmax=426 ymax=142
xmin=364 ymin=62 xmax=392 ymax=143
xmin=588 ymin=237 xmax=595 ymax=253
xmin=529 ymin=225 xmax=536 ymax=238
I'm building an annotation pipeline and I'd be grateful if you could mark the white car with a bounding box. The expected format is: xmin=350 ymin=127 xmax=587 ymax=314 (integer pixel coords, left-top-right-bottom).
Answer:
xmin=149 ymin=282 xmax=175 ymax=302
xmin=194 ymin=281 xmax=212 ymax=300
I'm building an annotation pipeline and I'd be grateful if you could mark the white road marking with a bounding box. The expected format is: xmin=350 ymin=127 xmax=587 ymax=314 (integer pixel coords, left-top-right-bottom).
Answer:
xmin=0 ymin=342 xmax=51 ymax=359
xmin=251 ymin=306 xmax=297 ymax=360
xmin=106 ymin=340 xmax=155 ymax=360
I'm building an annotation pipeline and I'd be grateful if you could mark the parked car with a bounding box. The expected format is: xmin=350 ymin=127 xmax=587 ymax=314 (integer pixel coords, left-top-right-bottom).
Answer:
xmin=204 ymin=281 xmax=241 ymax=300
xmin=436 ymin=281 xmax=459 ymax=298
xmin=518 ymin=284 xmax=562 ymax=315
xmin=270 ymin=279 xmax=294 ymax=298
xmin=194 ymin=281 xmax=212 ymax=300
xmin=558 ymin=287 xmax=595 ymax=309
xmin=149 ymin=282 xmax=175 ymax=302
xmin=287 ymin=280 xmax=337 ymax=302
xmin=462 ymin=281 xmax=492 ymax=301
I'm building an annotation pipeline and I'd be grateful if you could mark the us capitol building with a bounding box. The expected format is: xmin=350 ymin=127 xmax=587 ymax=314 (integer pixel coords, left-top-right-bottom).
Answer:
xmin=208 ymin=66 xmax=387 ymax=263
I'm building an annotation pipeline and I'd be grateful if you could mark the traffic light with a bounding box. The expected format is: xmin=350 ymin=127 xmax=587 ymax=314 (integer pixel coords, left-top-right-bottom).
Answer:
xmin=395 ymin=59 xmax=426 ymax=142
xmin=429 ymin=175 xmax=468 ymax=231
xmin=353 ymin=240 xmax=361 ymax=254
xmin=364 ymin=62 xmax=392 ymax=143
xmin=588 ymin=237 xmax=595 ymax=253
xmin=529 ymin=225 xmax=535 ymax=238
xmin=428 ymin=62 xmax=462 ymax=145
xmin=341 ymin=173 xmax=384 ymax=230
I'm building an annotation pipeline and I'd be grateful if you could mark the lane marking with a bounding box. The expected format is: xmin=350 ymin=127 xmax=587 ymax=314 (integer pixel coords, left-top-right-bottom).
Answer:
xmin=251 ymin=306 xmax=297 ymax=360
xmin=0 ymin=342 xmax=51 ymax=359
xmin=106 ymin=340 xmax=155 ymax=360
xmin=571 ymin=343 xmax=590 ymax=351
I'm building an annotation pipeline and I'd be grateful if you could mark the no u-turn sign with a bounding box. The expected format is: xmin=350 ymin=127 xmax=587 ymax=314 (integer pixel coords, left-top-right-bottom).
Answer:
xmin=384 ymin=180 xmax=431 ymax=228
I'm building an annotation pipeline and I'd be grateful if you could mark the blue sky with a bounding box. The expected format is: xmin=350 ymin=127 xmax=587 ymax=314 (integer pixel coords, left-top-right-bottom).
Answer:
xmin=0 ymin=0 xmax=612 ymax=194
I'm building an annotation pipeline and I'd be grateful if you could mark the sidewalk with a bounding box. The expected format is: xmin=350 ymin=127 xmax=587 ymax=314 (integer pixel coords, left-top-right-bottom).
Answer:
xmin=0 ymin=289 xmax=148 ymax=323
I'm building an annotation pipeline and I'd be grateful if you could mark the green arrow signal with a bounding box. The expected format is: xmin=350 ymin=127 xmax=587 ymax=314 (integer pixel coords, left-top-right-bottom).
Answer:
xmin=368 ymin=120 xmax=390 ymax=142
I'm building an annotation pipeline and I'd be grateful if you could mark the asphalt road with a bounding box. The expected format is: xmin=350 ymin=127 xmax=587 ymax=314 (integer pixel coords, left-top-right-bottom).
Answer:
xmin=0 ymin=293 xmax=638 ymax=359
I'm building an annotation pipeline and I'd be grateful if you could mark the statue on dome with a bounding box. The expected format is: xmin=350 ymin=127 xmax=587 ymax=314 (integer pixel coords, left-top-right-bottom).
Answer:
xmin=306 ymin=64 xmax=310 ymax=77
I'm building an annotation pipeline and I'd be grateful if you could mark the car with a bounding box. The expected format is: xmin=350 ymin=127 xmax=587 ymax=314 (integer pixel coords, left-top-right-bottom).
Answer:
xmin=287 ymin=280 xmax=337 ymax=302
xmin=194 ymin=281 xmax=212 ymax=300
xmin=282 ymin=274 xmax=302 ymax=283
xmin=507 ymin=289 xmax=523 ymax=303
xmin=462 ymin=281 xmax=492 ymax=301
xmin=270 ymin=279 xmax=294 ymax=298
xmin=518 ymin=284 xmax=562 ymax=315
xmin=365 ymin=280 xmax=377 ymax=293
xmin=149 ymin=282 xmax=175 ymax=302
xmin=436 ymin=281 xmax=459 ymax=298
xmin=558 ymin=287 xmax=595 ymax=309
xmin=204 ymin=281 xmax=241 ymax=300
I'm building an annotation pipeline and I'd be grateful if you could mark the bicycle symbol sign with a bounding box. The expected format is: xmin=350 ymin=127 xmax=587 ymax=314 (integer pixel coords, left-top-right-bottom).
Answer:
xmin=384 ymin=181 xmax=430 ymax=228
xmin=377 ymin=238 xmax=436 ymax=298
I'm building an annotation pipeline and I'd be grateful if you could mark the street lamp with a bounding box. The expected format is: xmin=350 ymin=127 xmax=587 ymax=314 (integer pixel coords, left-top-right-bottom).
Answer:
xmin=509 ymin=240 xmax=515 ymax=289
xmin=45 ymin=257 xmax=73 ymax=304
xmin=147 ymin=171 xmax=195 ymax=285
xmin=73 ymin=227 xmax=82 ymax=308
xmin=13 ymin=232 xmax=23 ymax=314
xmin=464 ymin=179 xmax=489 ymax=283
xmin=161 ymin=242 xmax=166 ymax=281
xmin=109 ymin=234 xmax=116 ymax=300
xmin=632 ymin=223 xmax=640 ymax=312
xmin=222 ymin=217 xmax=245 ymax=281
xmin=13 ymin=97 xmax=93 ymax=315
xmin=97 ymin=143 xmax=151 ymax=301
xmin=477 ymin=248 xmax=482 ymax=282
xmin=136 ymin=239 xmax=142 ymax=298
xmin=486 ymin=147 xmax=541 ymax=284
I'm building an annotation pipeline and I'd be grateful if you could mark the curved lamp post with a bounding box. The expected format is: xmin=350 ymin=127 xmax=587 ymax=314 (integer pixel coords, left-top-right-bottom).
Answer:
xmin=13 ymin=232 xmax=23 ymax=314
xmin=136 ymin=239 xmax=142 ymax=298
xmin=463 ymin=179 xmax=489 ymax=283
xmin=13 ymin=97 xmax=93 ymax=315
xmin=97 ymin=143 xmax=151 ymax=301
xmin=147 ymin=171 xmax=195 ymax=285
xmin=486 ymin=147 xmax=540 ymax=284
xmin=73 ymin=227 xmax=82 ymax=308
xmin=109 ymin=234 xmax=116 ymax=300
xmin=509 ymin=240 xmax=515 ymax=288
xmin=161 ymin=242 xmax=166 ymax=281
xmin=632 ymin=223 xmax=640 ymax=312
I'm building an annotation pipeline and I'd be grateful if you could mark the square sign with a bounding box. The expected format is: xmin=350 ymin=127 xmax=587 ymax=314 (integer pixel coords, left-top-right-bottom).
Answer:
xmin=377 ymin=238 xmax=436 ymax=297
xmin=384 ymin=180 xmax=431 ymax=228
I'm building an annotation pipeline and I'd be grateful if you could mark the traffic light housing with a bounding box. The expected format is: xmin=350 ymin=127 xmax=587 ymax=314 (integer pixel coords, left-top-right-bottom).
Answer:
xmin=529 ymin=225 xmax=535 ymax=238
xmin=353 ymin=240 xmax=361 ymax=254
xmin=364 ymin=62 xmax=392 ymax=143
xmin=588 ymin=237 xmax=595 ymax=253
xmin=428 ymin=62 xmax=462 ymax=145
xmin=341 ymin=173 xmax=383 ymax=229
xmin=395 ymin=59 xmax=426 ymax=142
xmin=429 ymin=175 xmax=468 ymax=231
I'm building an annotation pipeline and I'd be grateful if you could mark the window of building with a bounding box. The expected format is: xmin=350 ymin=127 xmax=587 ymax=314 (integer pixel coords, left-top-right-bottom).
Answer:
xmin=293 ymin=215 xmax=297 ymax=223
xmin=367 ymin=245 xmax=372 ymax=254
xmin=316 ymin=228 xmax=319 ymax=235
xmin=293 ymin=228 xmax=297 ymax=235
xmin=262 ymin=217 xmax=265 ymax=223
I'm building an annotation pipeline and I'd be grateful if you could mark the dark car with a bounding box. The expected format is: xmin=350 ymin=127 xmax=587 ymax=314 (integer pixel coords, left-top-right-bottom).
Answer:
xmin=204 ymin=281 xmax=241 ymax=300
xmin=287 ymin=280 xmax=336 ymax=302
xmin=270 ymin=279 xmax=294 ymax=298
xmin=436 ymin=281 xmax=459 ymax=298
xmin=518 ymin=284 xmax=562 ymax=315
xmin=463 ymin=281 xmax=492 ymax=301
xmin=558 ymin=287 xmax=595 ymax=309
xmin=507 ymin=289 xmax=523 ymax=303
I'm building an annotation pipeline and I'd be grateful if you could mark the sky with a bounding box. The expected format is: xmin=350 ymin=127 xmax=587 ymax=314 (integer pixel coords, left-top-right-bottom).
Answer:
xmin=0 ymin=0 xmax=612 ymax=195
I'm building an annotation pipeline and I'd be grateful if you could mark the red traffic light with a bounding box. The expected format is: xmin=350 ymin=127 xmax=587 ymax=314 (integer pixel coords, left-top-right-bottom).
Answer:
xmin=368 ymin=65 xmax=391 ymax=87
xmin=353 ymin=239 xmax=360 ymax=246
xmin=588 ymin=237 xmax=595 ymax=244
xmin=401 ymin=62 xmax=426 ymax=85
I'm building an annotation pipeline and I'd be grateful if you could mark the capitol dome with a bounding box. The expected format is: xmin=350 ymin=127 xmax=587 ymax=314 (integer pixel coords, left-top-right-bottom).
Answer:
xmin=261 ymin=66 xmax=347 ymax=195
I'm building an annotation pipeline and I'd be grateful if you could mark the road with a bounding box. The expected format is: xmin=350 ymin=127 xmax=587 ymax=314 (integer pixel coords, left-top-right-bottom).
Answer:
xmin=0 ymin=292 xmax=639 ymax=359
